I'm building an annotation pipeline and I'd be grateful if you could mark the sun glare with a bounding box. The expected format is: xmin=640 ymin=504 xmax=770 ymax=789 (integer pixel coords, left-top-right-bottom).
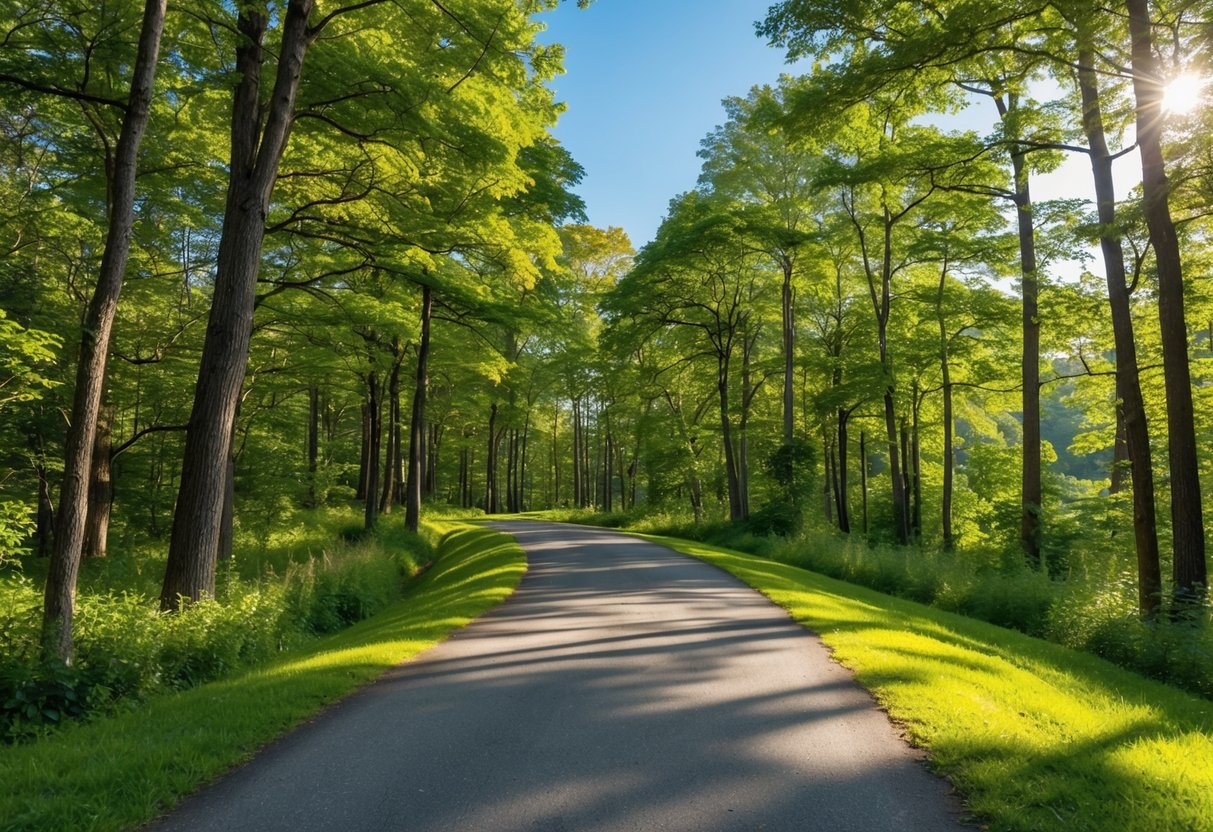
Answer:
xmin=1163 ymin=74 xmax=1207 ymax=115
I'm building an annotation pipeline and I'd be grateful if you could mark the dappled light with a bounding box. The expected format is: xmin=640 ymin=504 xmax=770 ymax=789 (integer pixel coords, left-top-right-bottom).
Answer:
xmin=151 ymin=520 xmax=964 ymax=832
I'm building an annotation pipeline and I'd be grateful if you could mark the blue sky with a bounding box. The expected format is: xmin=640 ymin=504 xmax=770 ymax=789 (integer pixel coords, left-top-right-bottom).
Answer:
xmin=537 ymin=1 xmax=797 ymax=250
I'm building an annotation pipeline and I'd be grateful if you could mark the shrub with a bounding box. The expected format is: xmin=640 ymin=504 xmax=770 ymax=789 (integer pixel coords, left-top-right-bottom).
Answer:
xmin=0 ymin=513 xmax=432 ymax=743
xmin=553 ymin=505 xmax=1213 ymax=700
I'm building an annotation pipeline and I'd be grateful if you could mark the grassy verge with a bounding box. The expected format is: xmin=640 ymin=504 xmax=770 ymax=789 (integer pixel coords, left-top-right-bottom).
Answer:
xmin=636 ymin=531 xmax=1213 ymax=832
xmin=0 ymin=520 xmax=525 ymax=832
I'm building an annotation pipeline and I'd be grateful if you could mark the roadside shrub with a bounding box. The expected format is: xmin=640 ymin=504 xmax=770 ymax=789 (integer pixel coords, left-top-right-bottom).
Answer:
xmin=745 ymin=500 xmax=803 ymax=538
xmin=0 ymin=514 xmax=432 ymax=743
xmin=551 ymin=506 xmax=1213 ymax=700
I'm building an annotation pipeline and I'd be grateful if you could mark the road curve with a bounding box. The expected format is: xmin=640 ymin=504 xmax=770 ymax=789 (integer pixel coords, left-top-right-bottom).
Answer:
xmin=151 ymin=520 xmax=969 ymax=832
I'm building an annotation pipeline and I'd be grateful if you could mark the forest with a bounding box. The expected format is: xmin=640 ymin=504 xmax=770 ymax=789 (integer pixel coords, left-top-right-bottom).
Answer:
xmin=3 ymin=0 xmax=1213 ymax=747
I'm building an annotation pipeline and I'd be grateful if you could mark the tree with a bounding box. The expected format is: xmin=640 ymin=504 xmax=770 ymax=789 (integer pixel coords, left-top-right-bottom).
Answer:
xmin=19 ymin=0 xmax=169 ymax=660
xmin=606 ymin=192 xmax=775 ymax=522
xmin=1125 ymin=0 xmax=1206 ymax=601
xmin=699 ymin=80 xmax=817 ymax=447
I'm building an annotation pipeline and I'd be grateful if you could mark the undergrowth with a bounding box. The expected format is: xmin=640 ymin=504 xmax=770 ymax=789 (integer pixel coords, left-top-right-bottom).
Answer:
xmin=0 ymin=507 xmax=437 ymax=742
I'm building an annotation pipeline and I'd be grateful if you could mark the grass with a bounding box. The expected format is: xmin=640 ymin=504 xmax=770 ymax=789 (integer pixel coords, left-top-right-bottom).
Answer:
xmin=632 ymin=531 xmax=1213 ymax=832
xmin=526 ymin=507 xmax=1213 ymax=700
xmin=0 ymin=520 xmax=525 ymax=832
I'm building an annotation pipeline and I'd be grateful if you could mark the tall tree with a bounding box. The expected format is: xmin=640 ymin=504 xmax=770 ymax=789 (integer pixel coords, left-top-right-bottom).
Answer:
xmin=36 ymin=0 xmax=168 ymax=660
xmin=1125 ymin=0 xmax=1206 ymax=600
xmin=699 ymin=80 xmax=816 ymax=447
xmin=162 ymin=0 xmax=318 ymax=609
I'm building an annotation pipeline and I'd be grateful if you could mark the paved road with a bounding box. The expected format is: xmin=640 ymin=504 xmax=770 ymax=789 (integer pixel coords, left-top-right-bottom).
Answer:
xmin=151 ymin=521 xmax=968 ymax=832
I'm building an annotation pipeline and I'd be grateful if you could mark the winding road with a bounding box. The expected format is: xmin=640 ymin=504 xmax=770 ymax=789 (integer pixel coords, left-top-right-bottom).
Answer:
xmin=151 ymin=520 xmax=968 ymax=831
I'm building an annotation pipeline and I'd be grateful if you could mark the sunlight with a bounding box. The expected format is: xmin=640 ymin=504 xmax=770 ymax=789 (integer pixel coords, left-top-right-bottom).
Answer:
xmin=1163 ymin=74 xmax=1207 ymax=114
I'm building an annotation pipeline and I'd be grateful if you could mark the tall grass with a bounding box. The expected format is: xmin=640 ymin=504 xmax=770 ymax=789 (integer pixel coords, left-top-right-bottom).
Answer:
xmin=531 ymin=507 xmax=1213 ymax=699
xmin=0 ymin=507 xmax=434 ymax=742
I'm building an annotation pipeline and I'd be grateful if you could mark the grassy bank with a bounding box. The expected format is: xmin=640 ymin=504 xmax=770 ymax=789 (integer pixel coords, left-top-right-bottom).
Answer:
xmin=1 ymin=508 xmax=453 ymax=741
xmin=525 ymin=508 xmax=1213 ymax=700
xmin=639 ymin=531 xmax=1213 ymax=832
xmin=0 ymin=520 xmax=525 ymax=832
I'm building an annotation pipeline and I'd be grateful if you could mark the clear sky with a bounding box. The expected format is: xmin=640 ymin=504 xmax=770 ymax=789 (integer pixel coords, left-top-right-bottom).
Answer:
xmin=536 ymin=2 xmax=1150 ymax=281
xmin=537 ymin=1 xmax=797 ymax=250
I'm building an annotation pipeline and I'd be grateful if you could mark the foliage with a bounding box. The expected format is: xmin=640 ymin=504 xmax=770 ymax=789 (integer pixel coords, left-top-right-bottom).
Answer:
xmin=653 ymin=532 xmax=1213 ymax=832
xmin=0 ymin=509 xmax=432 ymax=742
xmin=0 ymin=521 xmax=525 ymax=832
xmin=535 ymin=506 xmax=1213 ymax=701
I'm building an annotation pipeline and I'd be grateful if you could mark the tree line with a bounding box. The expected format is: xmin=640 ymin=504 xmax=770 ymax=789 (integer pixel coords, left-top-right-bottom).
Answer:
xmin=4 ymin=0 xmax=1213 ymax=679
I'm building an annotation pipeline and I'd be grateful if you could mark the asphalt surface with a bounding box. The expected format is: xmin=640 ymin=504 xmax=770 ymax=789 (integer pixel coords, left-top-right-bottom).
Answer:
xmin=150 ymin=520 xmax=969 ymax=832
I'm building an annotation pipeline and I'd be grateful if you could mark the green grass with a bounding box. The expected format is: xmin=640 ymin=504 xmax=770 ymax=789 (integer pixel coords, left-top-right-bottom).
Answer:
xmin=0 ymin=520 xmax=525 ymax=832
xmin=634 ymin=532 xmax=1213 ymax=832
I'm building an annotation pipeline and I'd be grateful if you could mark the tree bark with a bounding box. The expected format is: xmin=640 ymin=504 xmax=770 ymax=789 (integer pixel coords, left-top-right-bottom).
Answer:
xmin=571 ymin=398 xmax=582 ymax=508
xmin=860 ymin=431 xmax=869 ymax=535
xmin=357 ymin=399 xmax=371 ymax=501
xmin=35 ymin=450 xmax=54 ymax=558
xmin=379 ymin=347 xmax=402 ymax=515
xmin=405 ymin=286 xmax=431 ymax=531
xmin=825 ymin=433 xmax=837 ymax=526
xmin=363 ymin=371 xmax=381 ymax=532
xmin=1078 ymin=44 xmax=1162 ymax=616
xmin=306 ymin=384 xmax=319 ymax=507
xmin=83 ymin=398 xmax=114 ymax=559
xmin=486 ymin=403 xmax=499 ymax=514
xmin=1126 ymin=0 xmax=1206 ymax=601
xmin=911 ymin=386 xmax=922 ymax=541
xmin=162 ymin=1 xmax=316 ymax=611
xmin=218 ymin=438 xmax=235 ymax=561
xmin=552 ymin=409 xmax=560 ymax=506
xmin=717 ymin=354 xmax=743 ymax=522
xmin=836 ymin=410 xmax=850 ymax=533
xmin=782 ymin=257 xmax=795 ymax=445
xmin=999 ymin=93 xmax=1043 ymax=566
xmin=43 ymin=0 xmax=167 ymax=658
xmin=519 ymin=412 xmax=530 ymax=512
xmin=937 ymin=265 xmax=955 ymax=549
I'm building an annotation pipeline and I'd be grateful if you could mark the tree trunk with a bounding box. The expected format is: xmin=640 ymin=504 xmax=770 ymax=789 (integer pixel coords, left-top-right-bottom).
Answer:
xmin=552 ymin=409 xmax=560 ymax=506
xmin=717 ymin=355 xmax=743 ymax=522
xmin=380 ymin=349 xmax=402 ymax=515
xmin=884 ymin=391 xmax=908 ymax=544
xmin=1078 ymin=44 xmax=1162 ymax=616
xmin=459 ymin=446 xmax=469 ymax=509
xmin=405 ymin=285 xmax=432 ymax=532
xmin=43 ymin=0 xmax=167 ymax=659
xmin=83 ymin=399 xmax=114 ymax=559
xmin=306 ymin=384 xmax=319 ymax=507
xmin=162 ymin=1 xmax=315 ymax=611
xmin=900 ymin=416 xmax=911 ymax=516
xmin=1110 ymin=410 xmax=1129 ymax=495
xmin=519 ymin=412 xmax=530 ymax=512
xmin=782 ymin=258 xmax=795 ymax=445
xmin=860 ymin=431 xmax=869 ymax=535
xmin=363 ymin=371 xmax=381 ymax=532
xmin=426 ymin=424 xmax=440 ymax=499
xmin=825 ymin=433 xmax=837 ymax=526
xmin=486 ymin=403 xmax=499 ymax=514
xmin=911 ymin=386 xmax=922 ymax=541
xmin=218 ymin=439 xmax=235 ymax=561
xmin=836 ymin=410 xmax=850 ymax=533
xmin=602 ymin=428 xmax=612 ymax=513
xmin=1125 ymin=0 xmax=1206 ymax=601
xmin=938 ymin=267 xmax=955 ymax=549
xmin=357 ymin=399 xmax=371 ymax=501
xmin=1001 ymin=97 xmax=1043 ymax=566
xmin=35 ymin=452 xmax=54 ymax=558
xmin=571 ymin=398 xmax=582 ymax=508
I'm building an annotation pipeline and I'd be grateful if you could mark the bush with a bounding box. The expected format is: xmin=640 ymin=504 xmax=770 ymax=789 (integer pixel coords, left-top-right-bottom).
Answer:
xmin=0 ymin=513 xmax=433 ymax=743
xmin=548 ymin=505 xmax=1213 ymax=700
